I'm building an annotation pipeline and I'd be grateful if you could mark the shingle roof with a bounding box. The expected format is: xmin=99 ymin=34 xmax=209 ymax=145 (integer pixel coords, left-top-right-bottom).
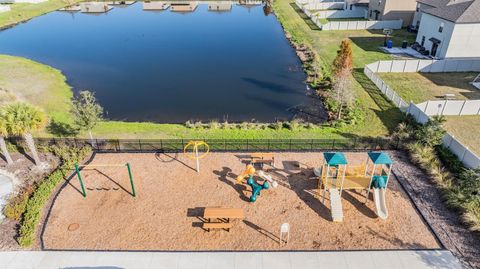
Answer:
xmin=419 ymin=0 xmax=480 ymax=23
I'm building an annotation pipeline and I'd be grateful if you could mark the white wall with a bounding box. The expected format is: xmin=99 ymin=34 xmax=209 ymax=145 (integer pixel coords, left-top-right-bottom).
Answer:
xmin=315 ymin=6 xmax=367 ymax=19
xmin=446 ymin=23 xmax=480 ymax=58
xmin=416 ymin=13 xmax=454 ymax=59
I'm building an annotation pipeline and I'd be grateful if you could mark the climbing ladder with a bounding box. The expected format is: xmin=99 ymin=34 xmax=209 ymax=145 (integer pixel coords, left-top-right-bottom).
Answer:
xmin=329 ymin=188 xmax=343 ymax=222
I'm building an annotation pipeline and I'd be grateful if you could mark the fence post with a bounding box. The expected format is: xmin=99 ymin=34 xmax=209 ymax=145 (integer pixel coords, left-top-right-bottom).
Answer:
xmin=246 ymin=139 xmax=249 ymax=151
xmin=289 ymin=139 xmax=292 ymax=151
xmin=459 ymin=100 xmax=467 ymax=115
xmin=138 ymin=139 xmax=142 ymax=151
xmin=332 ymin=139 xmax=335 ymax=150
xmin=311 ymin=139 xmax=314 ymax=150
xmin=95 ymin=139 xmax=99 ymax=151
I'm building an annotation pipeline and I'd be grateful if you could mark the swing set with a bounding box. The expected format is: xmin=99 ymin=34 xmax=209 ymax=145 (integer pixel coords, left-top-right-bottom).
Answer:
xmin=74 ymin=163 xmax=136 ymax=198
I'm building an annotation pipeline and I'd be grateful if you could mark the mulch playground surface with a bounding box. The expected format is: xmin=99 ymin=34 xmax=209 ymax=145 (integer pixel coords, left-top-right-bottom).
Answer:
xmin=42 ymin=152 xmax=440 ymax=251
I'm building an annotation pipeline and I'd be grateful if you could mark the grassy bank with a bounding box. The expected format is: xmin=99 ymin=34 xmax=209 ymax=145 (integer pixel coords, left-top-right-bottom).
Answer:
xmin=0 ymin=0 xmax=82 ymax=29
xmin=273 ymin=0 xmax=415 ymax=135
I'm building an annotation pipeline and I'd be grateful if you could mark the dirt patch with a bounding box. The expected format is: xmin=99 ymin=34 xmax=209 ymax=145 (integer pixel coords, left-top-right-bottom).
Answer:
xmin=42 ymin=152 xmax=440 ymax=251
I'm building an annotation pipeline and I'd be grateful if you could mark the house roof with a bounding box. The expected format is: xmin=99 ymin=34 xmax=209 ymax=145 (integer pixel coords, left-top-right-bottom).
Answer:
xmin=368 ymin=152 xmax=393 ymax=165
xmin=323 ymin=152 xmax=348 ymax=165
xmin=419 ymin=0 xmax=480 ymax=23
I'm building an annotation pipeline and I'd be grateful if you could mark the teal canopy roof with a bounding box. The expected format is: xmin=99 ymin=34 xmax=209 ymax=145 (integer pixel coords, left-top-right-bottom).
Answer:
xmin=323 ymin=152 xmax=348 ymax=165
xmin=368 ymin=152 xmax=393 ymax=165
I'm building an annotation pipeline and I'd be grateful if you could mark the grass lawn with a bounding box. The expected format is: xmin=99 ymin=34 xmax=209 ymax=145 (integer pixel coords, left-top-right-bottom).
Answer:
xmin=273 ymin=0 xmax=414 ymax=136
xmin=378 ymin=72 xmax=480 ymax=104
xmin=444 ymin=115 xmax=480 ymax=156
xmin=0 ymin=0 xmax=81 ymax=29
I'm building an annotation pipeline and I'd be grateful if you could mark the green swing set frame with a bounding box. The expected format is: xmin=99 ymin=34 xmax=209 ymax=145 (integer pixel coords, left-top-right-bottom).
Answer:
xmin=74 ymin=163 xmax=136 ymax=198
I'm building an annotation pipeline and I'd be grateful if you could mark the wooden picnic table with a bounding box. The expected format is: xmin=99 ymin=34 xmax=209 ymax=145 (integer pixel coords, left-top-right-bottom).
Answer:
xmin=250 ymin=153 xmax=275 ymax=167
xmin=202 ymin=208 xmax=245 ymax=232
xmin=204 ymin=208 xmax=245 ymax=221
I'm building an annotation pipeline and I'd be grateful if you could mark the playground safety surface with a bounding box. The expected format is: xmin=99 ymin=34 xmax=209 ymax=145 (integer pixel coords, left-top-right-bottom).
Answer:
xmin=41 ymin=152 xmax=441 ymax=251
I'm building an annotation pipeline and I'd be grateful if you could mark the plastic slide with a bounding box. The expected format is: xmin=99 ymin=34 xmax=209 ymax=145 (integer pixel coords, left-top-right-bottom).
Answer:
xmin=329 ymin=188 xmax=343 ymax=222
xmin=373 ymin=188 xmax=388 ymax=220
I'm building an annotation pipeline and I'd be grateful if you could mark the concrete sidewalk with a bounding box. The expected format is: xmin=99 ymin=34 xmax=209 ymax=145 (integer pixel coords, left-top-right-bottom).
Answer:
xmin=0 ymin=250 xmax=463 ymax=269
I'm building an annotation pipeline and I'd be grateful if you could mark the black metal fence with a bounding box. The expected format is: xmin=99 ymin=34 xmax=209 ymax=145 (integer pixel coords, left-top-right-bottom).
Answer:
xmin=8 ymin=137 xmax=402 ymax=153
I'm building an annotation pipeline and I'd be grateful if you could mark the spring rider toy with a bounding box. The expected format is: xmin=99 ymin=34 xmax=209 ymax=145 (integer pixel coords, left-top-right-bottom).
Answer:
xmin=247 ymin=175 xmax=269 ymax=202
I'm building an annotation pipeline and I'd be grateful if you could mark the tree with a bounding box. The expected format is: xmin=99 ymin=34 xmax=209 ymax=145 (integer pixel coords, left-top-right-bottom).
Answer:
xmin=0 ymin=108 xmax=13 ymax=165
xmin=331 ymin=39 xmax=354 ymax=120
xmin=71 ymin=90 xmax=103 ymax=144
xmin=4 ymin=103 xmax=47 ymax=165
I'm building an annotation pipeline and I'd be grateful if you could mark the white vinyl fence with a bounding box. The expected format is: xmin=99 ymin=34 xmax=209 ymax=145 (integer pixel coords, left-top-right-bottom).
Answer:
xmin=321 ymin=19 xmax=402 ymax=31
xmin=365 ymin=58 xmax=480 ymax=169
xmin=407 ymin=103 xmax=480 ymax=169
xmin=295 ymin=0 xmax=401 ymax=31
xmin=366 ymin=59 xmax=480 ymax=73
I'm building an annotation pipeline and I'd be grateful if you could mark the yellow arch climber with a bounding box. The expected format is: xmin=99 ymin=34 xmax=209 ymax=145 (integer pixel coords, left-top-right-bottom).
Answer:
xmin=184 ymin=140 xmax=210 ymax=173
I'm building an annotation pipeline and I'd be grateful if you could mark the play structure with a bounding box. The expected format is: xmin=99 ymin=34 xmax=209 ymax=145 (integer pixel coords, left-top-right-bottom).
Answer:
xmin=314 ymin=152 xmax=393 ymax=222
xmin=236 ymin=162 xmax=278 ymax=202
xmin=247 ymin=175 xmax=269 ymax=202
xmin=184 ymin=140 xmax=210 ymax=173
xmin=74 ymin=163 xmax=136 ymax=198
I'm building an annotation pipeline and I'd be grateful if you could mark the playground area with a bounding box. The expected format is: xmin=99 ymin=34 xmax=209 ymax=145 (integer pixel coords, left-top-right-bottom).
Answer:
xmin=42 ymin=151 xmax=441 ymax=251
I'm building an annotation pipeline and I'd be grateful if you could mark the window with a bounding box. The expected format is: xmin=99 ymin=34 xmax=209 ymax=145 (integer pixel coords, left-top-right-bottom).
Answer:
xmin=439 ymin=22 xmax=444 ymax=33
xmin=350 ymin=4 xmax=353 ymax=10
xmin=416 ymin=4 xmax=420 ymax=12
xmin=421 ymin=36 xmax=425 ymax=46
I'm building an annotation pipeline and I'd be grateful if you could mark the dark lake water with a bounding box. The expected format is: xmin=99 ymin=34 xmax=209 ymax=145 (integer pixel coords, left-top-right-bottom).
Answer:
xmin=0 ymin=1 xmax=309 ymax=123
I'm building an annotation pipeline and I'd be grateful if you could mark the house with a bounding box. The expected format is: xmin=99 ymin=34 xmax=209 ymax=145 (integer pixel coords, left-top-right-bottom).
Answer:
xmin=415 ymin=0 xmax=480 ymax=58
xmin=368 ymin=0 xmax=417 ymax=26
xmin=412 ymin=0 xmax=449 ymax=30
xmin=208 ymin=1 xmax=232 ymax=12
xmin=170 ymin=1 xmax=198 ymax=12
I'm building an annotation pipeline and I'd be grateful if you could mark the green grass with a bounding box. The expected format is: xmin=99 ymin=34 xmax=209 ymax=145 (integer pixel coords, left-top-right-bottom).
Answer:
xmin=274 ymin=0 xmax=415 ymax=136
xmin=379 ymin=72 xmax=480 ymax=104
xmin=444 ymin=115 xmax=480 ymax=156
xmin=0 ymin=0 xmax=82 ymax=29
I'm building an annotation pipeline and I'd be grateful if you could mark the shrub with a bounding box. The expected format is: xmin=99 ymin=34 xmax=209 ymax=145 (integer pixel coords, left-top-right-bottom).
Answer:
xmin=17 ymin=146 xmax=92 ymax=247
xmin=3 ymin=186 xmax=33 ymax=221
xmin=271 ymin=121 xmax=283 ymax=130
xmin=193 ymin=121 xmax=203 ymax=129
xmin=185 ymin=120 xmax=195 ymax=129
xmin=221 ymin=121 xmax=230 ymax=129
xmin=239 ymin=122 xmax=249 ymax=130
xmin=208 ymin=121 xmax=219 ymax=130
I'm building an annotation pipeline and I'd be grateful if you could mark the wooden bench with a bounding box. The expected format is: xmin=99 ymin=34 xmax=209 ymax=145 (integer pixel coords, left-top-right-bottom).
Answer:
xmin=250 ymin=153 xmax=275 ymax=167
xmin=203 ymin=208 xmax=244 ymax=232
xmin=202 ymin=222 xmax=234 ymax=232
xmin=444 ymin=93 xmax=456 ymax=100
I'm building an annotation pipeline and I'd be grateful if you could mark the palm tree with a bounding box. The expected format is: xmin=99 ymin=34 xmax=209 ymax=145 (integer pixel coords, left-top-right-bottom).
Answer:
xmin=0 ymin=109 xmax=13 ymax=165
xmin=4 ymin=103 xmax=47 ymax=165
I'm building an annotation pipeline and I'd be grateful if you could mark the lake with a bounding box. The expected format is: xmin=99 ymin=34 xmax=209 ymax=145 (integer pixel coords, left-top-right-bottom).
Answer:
xmin=0 ymin=1 xmax=310 ymax=123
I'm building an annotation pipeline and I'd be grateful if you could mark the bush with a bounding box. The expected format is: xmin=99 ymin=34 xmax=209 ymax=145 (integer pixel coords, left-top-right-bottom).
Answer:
xmin=193 ymin=121 xmax=203 ymax=129
xmin=17 ymin=146 xmax=92 ymax=247
xmin=185 ymin=120 xmax=195 ymax=129
xmin=221 ymin=121 xmax=230 ymax=129
xmin=287 ymin=119 xmax=302 ymax=131
xmin=271 ymin=121 xmax=283 ymax=130
xmin=239 ymin=122 xmax=249 ymax=130
xmin=208 ymin=121 xmax=219 ymax=130
xmin=3 ymin=186 xmax=33 ymax=221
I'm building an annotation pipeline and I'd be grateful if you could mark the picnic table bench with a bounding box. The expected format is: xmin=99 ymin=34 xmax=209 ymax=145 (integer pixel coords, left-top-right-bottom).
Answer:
xmin=250 ymin=153 xmax=275 ymax=167
xmin=202 ymin=208 xmax=244 ymax=232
